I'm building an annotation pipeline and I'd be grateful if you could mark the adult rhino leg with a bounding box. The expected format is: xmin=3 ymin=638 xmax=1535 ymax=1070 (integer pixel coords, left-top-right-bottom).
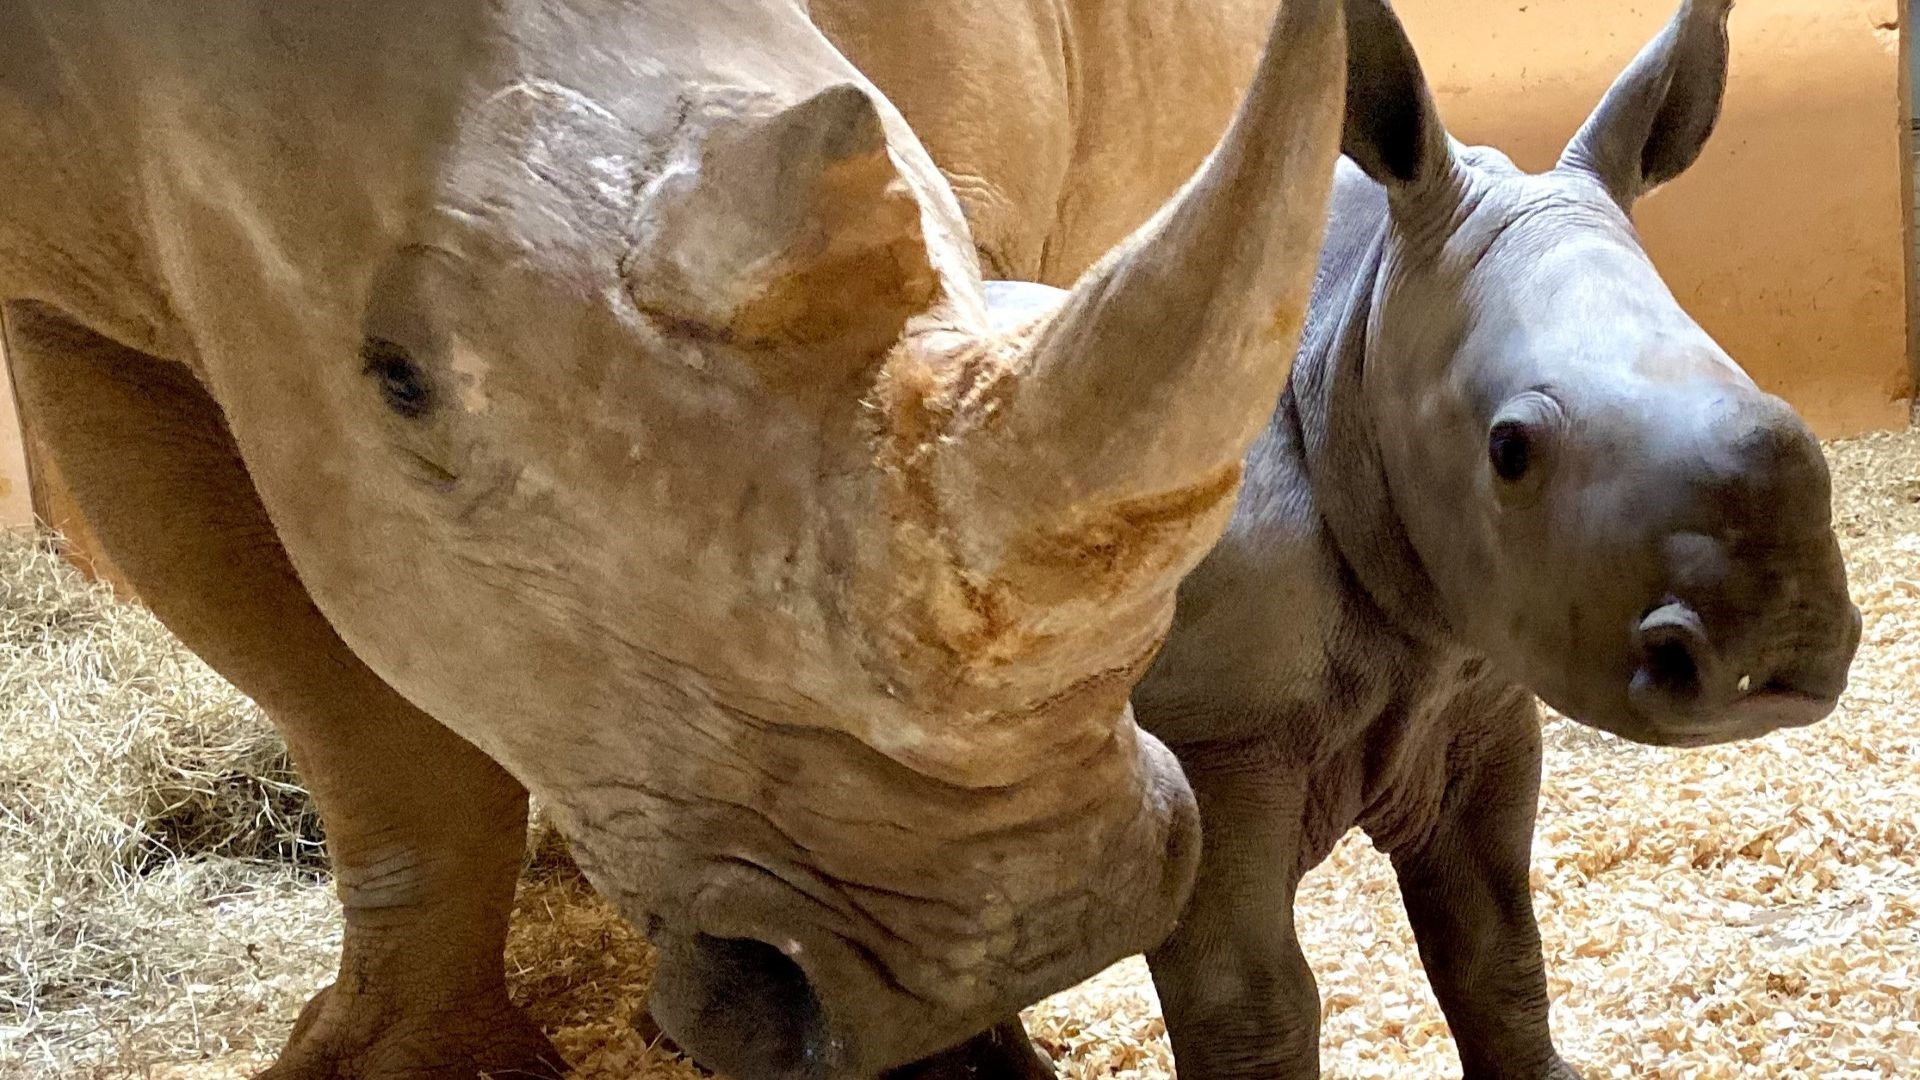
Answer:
xmin=1144 ymin=745 xmax=1320 ymax=1079
xmin=1373 ymin=703 xmax=1580 ymax=1080
xmin=4 ymin=303 xmax=563 ymax=1080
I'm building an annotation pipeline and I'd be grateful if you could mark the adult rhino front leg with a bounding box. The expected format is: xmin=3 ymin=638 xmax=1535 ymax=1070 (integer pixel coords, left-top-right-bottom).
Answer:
xmin=4 ymin=304 xmax=564 ymax=1080
xmin=1371 ymin=699 xmax=1581 ymax=1080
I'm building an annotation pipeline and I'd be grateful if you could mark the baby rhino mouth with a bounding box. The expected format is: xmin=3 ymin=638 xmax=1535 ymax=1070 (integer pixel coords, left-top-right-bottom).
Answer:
xmin=1645 ymin=684 xmax=1836 ymax=747
xmin=1622 ymin=600 xmax=1859 ymax=746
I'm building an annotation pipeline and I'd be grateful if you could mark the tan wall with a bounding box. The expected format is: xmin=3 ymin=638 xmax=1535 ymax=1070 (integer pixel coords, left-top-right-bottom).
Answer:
xmin=1397 ymin=0 xmax=1912 ymax=438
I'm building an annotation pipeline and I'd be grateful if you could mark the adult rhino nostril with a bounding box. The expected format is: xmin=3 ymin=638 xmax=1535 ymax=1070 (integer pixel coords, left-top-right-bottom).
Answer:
xmin=651 ymin=932 xmax=828 ymax=1079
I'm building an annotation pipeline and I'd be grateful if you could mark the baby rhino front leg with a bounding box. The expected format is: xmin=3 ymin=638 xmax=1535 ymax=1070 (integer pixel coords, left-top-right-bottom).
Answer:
xmin=1145 ymin=749 xmax=1322 ymax=1079
xmin=1375 ymin=706 xmax=1582 ymax=1080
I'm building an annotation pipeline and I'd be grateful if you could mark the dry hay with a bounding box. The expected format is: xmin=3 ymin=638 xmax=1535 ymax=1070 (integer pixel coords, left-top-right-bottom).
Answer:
xmin=0 ymin=536 xmax=336 ymax=1078
xmin=2 ymin=428 xmax=1918 ymax=1079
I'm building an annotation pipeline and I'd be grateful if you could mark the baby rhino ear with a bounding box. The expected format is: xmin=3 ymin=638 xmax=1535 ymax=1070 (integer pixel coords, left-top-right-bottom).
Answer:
xmin=1340 ymin=0 xmax=1452 ymax=191
xmin=624 ymin=84 xmax=939 ymax=359
xmin=1557 ymin=0 xmax=1734 ymax=209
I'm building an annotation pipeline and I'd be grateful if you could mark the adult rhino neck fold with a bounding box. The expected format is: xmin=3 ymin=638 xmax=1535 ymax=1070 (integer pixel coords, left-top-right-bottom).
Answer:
xmin=1288 ymin=170 xmax=1452 ymax=645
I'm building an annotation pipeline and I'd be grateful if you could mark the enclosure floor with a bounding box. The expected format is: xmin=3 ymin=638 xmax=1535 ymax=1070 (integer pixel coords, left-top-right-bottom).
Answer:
xmin=3 ymin=430 xmax=1917 ymax=1079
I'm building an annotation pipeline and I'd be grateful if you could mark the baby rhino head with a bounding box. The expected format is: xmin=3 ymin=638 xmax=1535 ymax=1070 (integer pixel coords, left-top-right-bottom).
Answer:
xmin=1481 ymin=383 xmax=1858 ymax=746
xmin=1340 ymin=0 xmax=1859 ymax=745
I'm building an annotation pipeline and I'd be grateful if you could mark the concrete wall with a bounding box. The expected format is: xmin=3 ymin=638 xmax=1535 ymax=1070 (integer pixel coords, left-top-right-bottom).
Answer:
xmin=1397 ymin=0 xmax=1911 ymax=437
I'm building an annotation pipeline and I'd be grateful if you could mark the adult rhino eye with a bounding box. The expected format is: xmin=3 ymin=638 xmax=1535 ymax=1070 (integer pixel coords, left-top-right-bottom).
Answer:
xmin=360 ymin=337 xmax=432 ymax=418
xmin=1489 ymin=420 xmax=1532 ymax=482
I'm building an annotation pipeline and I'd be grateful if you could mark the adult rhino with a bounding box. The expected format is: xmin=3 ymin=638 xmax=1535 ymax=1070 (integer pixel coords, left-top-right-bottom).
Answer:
xmin=868 ymin=0 xmax=1862 ymax=1077
xmin=0 ymin=0 xmax=1351 ymax=1075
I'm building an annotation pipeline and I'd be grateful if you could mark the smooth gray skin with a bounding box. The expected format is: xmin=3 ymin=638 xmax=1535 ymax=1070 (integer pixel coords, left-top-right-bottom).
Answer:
xmin=949 ymin=1 xmax=1860 ymax=1077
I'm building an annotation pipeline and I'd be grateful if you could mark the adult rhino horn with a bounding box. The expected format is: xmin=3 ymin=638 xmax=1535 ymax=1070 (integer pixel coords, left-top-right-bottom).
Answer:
xmin=947 ymin=0 xmax=1345 ymax=576
xmin=624 ymin=83 xmax=942 ymax=358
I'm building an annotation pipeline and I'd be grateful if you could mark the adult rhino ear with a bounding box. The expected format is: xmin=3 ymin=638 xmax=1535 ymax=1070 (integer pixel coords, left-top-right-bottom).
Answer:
xmin=1341 ymin=0 xmax=1452 ymax=192
xmin=1558 ymin=0 xmax=1733 ymax=209
xmin=625 ymin=84 xmax=940 ymax=360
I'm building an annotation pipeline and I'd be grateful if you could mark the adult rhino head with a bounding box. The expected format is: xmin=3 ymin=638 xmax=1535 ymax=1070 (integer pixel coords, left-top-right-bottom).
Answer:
xmin=1314 ymin=0 xmax=1858 ymax=746
xmin=40 ymin=0 xmax=1342 ymax=1074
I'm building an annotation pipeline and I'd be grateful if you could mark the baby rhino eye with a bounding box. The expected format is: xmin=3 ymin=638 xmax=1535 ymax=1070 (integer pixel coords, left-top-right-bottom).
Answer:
xmin=361 ymin=337 xmax=432 ymax=418
xmin=1488 ymin=420 xmax=1532 ymax=482
xmin=1486 ymin=390 xmax=1563 ymax=503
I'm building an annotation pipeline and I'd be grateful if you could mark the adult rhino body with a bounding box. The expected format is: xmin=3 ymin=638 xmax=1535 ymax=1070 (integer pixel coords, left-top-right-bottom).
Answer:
xmin=0 ymin=1 xmax=1351 ymax=1075
xmin=814 ymin=0 xmax=1271 ymax=284
xmin=881 ymin=0 xmax=1860 ymax=1076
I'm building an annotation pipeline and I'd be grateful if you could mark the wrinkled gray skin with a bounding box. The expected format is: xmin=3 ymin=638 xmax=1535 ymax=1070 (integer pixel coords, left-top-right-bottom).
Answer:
xmin=924 ymin=1 xmax=1861 ymax=1077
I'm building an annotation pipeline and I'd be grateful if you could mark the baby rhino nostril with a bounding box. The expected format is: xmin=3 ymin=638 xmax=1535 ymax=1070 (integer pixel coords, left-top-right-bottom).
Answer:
xmin=1631 ymin=602 xmax=1715 ymax=711
xmin=1643 ymin=635 xmax=1702 ymax=698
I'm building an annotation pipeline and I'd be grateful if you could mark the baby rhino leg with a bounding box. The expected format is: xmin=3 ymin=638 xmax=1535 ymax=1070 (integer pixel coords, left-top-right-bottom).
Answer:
xmin=1146 ymin=746 xmax=1321 ymax=1079
xmin=1375 ymin=702 xmax=1581 ymax=1080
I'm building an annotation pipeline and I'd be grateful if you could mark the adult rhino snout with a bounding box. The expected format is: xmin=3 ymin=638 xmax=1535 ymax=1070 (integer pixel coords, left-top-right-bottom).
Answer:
xmin=1626 ymin=596 xmax=1861 ymax=746
xmin=649 ymin=931 xmax=827 ymax=1078
xmin=642 ymin=728 xmax=1201 ymax=1079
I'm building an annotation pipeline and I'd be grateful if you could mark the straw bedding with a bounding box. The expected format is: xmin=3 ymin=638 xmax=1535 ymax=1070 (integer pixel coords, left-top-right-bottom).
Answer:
xmin=2 ymin=429 xmax=1916 ymax=1079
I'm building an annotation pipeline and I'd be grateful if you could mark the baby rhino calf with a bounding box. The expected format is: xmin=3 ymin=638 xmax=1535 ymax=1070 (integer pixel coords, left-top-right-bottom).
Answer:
xmin=1135 ymin=1 xmax=1859 ymax=1077
xmin=950 ymin=1 xmax=1860 ymax=1077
